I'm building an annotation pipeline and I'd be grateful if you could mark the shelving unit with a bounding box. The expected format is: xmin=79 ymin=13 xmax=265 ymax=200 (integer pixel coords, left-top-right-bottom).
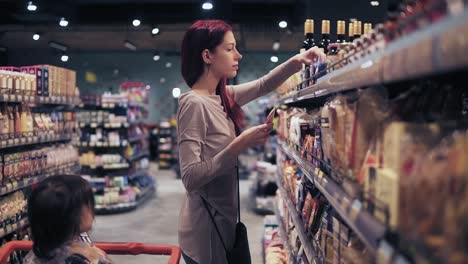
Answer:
xmin=77 ymin=83 xmax=154 ymax=214
xmin=0 ymin=219 xmax=29 ymax=240
xmin=274 ymin=7 xmax=468 ymax=264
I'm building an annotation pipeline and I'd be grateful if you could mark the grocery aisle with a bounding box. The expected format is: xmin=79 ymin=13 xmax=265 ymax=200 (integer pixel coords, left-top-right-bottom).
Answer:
xmin=91 ymin=162 xmax=265 ymax=264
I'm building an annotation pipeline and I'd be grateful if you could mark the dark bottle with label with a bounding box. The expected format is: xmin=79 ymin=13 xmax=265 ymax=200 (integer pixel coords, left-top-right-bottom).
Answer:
xmin=302 ymin=19 xmax=315 ymax=88
xmin=319 ymin=20 xmax=331 ymax=54
xmin=348 ymin=21 xmax=355 ymax=42
xmin=354 ymin=21 xmax=362 ymax=40
xmin=336 ymin=20 xmax=346 ymax=43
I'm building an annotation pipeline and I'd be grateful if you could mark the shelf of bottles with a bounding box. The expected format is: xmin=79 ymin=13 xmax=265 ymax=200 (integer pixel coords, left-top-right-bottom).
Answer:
xmin=77 ymin=82 xmax=155 ymax=214
xmin=273 ymin=2 xmax=468 ymax=263
xmin=278 ymin=3 xmax=468 ymax=105
xmin=0 ymin=64 xmax=82 ymax=256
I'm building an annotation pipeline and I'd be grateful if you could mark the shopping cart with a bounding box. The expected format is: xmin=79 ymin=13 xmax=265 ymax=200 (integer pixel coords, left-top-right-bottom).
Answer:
xmin=0 ymin=241 xmax=181 ymax=264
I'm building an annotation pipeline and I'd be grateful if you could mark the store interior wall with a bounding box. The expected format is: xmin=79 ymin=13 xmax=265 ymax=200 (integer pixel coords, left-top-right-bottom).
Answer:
xmin=7 ymin=50 xmax=294 ymax=124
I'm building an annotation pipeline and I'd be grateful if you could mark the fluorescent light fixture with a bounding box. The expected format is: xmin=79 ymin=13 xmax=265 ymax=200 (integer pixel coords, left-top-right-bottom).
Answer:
xmin=124 ymin=40 xmax=137 ymax=51
xmin=33 ymin=33 xmax=40 ymax=40
xmin=59 ymin=17 xmax=68 ymax=27
xmin=152 ymin=27 xmax=160 ymax=35
xmin=270 ymin=56 xmax=279 ymax=63
xmin=61 ymin=54 xmax=69 ymax=62
xmin=202 ymin=2 xmax=213 ymax=10
xmin=370 ymin=1 xmax=379 ymax=6
xmin=278 ymin=21 xmax=287 ymax=28
xmin=27 ymin=1 xmax=37 ymax=11
xmin=132 ymin=19 xmax=141 ymax=27
xmin=49 ymin=41 xmax=68 ymax=51
xmin=172 ymin=88 xmax=181 ymax=98
xmin=272 ymin=41 xmax=280 ymax=51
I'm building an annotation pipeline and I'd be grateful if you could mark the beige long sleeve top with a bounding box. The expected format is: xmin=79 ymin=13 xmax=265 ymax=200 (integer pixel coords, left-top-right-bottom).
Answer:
xmin=177 ymin=58 xmax=299 ymax=264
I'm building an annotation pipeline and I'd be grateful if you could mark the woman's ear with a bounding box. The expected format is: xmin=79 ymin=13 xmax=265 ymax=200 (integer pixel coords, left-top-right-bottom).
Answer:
xmin=202 ymin=49 xmax=212 ymax=64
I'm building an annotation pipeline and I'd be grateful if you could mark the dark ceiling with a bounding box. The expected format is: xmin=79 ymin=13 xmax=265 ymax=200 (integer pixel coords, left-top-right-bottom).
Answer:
xmin=0 ymin=0 xmax=389 ymax=52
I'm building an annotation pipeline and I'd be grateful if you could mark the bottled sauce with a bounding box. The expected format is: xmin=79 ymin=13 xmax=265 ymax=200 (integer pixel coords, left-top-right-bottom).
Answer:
xmin=303 ymin=19 xmax=316 ymax=89
xmin=0 ymin=104 xmax=8 ymax=140
xmin=8 ymin=106 xmax=14 ymax=139
xmin=319 ymin=20 xmax=331 ymax=54
xmin=15 ymin=105 xmax=22 ymax=138
xmin=336 ymin=20 xmax=346 ymax=43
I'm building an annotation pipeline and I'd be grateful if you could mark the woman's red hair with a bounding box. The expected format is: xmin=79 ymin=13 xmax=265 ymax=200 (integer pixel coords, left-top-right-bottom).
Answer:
xmin=180 ymin=20 xmax=244 ymax=135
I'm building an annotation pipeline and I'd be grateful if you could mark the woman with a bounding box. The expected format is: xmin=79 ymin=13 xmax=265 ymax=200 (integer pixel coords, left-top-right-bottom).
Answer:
xmin=178 ymin=20 xmax=325 ymax=264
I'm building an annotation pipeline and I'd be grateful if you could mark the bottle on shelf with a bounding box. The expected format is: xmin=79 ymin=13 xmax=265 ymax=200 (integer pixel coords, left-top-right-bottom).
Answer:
xmin=336 ymin=20 xmax=346 ymax=43
xmin=302 ymin=19 xmax=316 ymax=89
xmin=363 ymin=23 xmax=372 ymax=35
xmin=319 ymin=20 xmax=331 ymax=54
xmin=353 ymin=21 xmax=362 ymax=40
xmin=348 ymin=21 xmax=355 ymax=42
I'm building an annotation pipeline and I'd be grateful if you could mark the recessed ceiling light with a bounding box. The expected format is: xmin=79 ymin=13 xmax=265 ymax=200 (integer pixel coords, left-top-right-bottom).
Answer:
xmin=153 ymin=54 xmax=160 ymax=61
xmin=278 ymin=21 xmax=287 ymax=28
xmin=165 ymin=62 xmax=172 ymax=68
xmin=172 ymin=87 xmax=181 ymax=98
xmin=61 ymin=54 xmax=69 ymax=62
xmin=202 ymin=1 xmax=213 ymax=10
xmin=27 ymin=1 xmax=37 ymax=11
xmin=33 ymin=33 xmax=40 ymax=40
xmin=151 ymin=27 xmax=160 ymax=35
xmin=370 ymin=1 xmax=379 ymax=6
xmin=160 ymin=78 xmax=166 ymax=83
xmin=132 ymin=19 xmax=141 ymax=27
xmin=270 ymin=56 xmax=279 ymax=63
xmin=59 ymin=17 xmax=68 ymax=27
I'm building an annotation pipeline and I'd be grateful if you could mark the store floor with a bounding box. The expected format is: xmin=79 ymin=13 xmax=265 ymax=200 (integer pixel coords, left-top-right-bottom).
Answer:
xmin=91 ymin=161 xmax=265 ymax=264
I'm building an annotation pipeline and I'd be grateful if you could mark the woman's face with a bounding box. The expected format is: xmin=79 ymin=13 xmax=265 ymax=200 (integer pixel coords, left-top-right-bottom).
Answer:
xmin=208 ymin=31 xmax=243 ymax=79
xmin=80 ymin=206 xmax=94 ymax=233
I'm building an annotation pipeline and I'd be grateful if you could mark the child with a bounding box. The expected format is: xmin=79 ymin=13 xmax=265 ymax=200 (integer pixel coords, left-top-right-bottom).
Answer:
xmin=24 ymin=174 xmax=112 ymax=264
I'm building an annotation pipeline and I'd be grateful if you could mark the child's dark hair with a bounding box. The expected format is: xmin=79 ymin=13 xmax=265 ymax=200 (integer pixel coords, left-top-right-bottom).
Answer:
xmin=27 ymin=174 xmax=95 ymax=259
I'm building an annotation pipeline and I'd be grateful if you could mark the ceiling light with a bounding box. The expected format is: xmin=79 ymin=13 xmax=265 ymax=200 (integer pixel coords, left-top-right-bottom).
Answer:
xmin=151 ymin=27 xmax=160 ymax=35
xmin=160 ymin=78 xmax=166 ymax=83
xmin=61 ymin=54 xmax=69 ymax=62
xmin=272 ymin=41 xmax=280 ymax=51
xmin=124 ymin=40 xmax=137 ymax=51
xmin=270 ymin=56 xmax=279 ymax=63
xmin=153 ymin=53 xmax=160 ymax=61
xmin=202 ymin=1 xmax=213 ymax=10
xmin=172 ymin=88 xmax=181 ymax=98
xmin=59 ymin=17 xmax=68 ymax=27
xmin=370 ymin=1 xmax=379 ymax=6
xmin=132 ymin=19 xmax=141 ymax=27
xmin=27 ymin=1 xmax=37 ymax=11
xmin=165 ymin=62 xmax=172 ymax=68
xmin=33 ymin=33 xmax=40 ymax=40
xmin=49 ymin=41 xmax=68 ymax=51
xmin=278 ymin=21 xmax=287 ymax=28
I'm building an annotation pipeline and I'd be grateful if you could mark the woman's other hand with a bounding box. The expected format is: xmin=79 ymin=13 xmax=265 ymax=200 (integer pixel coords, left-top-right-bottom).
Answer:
xmin=291 ymin=46 xmax=327 ymax=71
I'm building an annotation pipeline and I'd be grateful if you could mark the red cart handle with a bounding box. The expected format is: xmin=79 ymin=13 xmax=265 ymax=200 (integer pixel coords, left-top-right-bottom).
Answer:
xmin=0 ymin=241 xmax=181 ymax=264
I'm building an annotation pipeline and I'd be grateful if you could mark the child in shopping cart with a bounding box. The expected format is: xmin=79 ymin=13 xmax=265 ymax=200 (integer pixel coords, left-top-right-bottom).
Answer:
xmin=24 ymin=174 xmax=112 ymax=264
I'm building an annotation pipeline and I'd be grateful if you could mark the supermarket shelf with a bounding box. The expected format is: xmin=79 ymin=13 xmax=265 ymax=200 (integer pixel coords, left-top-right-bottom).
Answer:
xmin=279 ymin=142 xmax=385 ymax=254
xmin=0 ymin=163 xmax=80 ymax=197
xmin=128 ymin=135 xmax=148 ymax=143
xmin=279 ymin=9 xmax=468 ymax=105
xmin=127 ymin=151 xmax=150 ymax=162
xmin=82 ymin=163 xmax=130 ymax=170
xmin=0 ymin=219 xmax=29 ymax=240
xmin=79 ymin=122 xmax=130 ymax=129
xmin=0 ymin=94 xmax=81 ymax=105
xmin=0 ymin=133 xmax=74 ymax=150
xmin=95 ymin=184 xmax=155 ymax=214
xmin=274 ymin=201 xmax=297 ymax=264
xmin=275 ymin=173 xmax=321 ymax=264
xmin=74 ymin=141 xmax=128 ymax=148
